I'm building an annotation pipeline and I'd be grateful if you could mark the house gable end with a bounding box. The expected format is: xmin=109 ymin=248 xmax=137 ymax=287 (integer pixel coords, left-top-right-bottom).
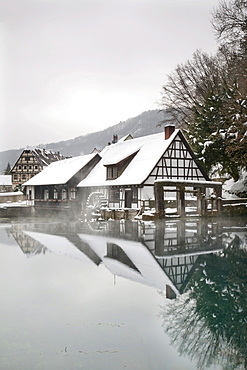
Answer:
xmin=143 ymin=131 xmax=209 ymax=185
xmin=11 ymin=148 xmax=68 ymax=187
xmin=10 ymin=150 xmax=44 ymax=186
xmin=177 ymin=131 xmax=210 ymax=180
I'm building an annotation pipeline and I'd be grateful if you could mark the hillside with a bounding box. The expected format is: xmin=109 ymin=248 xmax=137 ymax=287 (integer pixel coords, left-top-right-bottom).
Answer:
xmin=0 ymin=110 xmax=168 ymax=174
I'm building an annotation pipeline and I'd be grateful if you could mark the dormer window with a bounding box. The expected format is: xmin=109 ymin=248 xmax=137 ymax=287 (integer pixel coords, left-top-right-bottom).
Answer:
xmin=107 ymin=166 xmax=118 ymax=180
xmin=104 ymin=149 xmax=139 ymax=180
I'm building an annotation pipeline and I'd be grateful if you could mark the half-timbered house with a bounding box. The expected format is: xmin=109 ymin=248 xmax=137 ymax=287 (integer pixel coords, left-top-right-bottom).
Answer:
xmin=77 ymin=126 xmax=210 ymax=211
xmin=24 ymin=153 xmax=101 ymax=213
xmin=10 ymin=148 xmax=67 ymax=189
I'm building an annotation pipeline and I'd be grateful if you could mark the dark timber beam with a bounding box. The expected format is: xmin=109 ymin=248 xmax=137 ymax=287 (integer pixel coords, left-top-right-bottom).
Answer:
xmin=155 ymin=182 xmax=165 ymax=218
xmin=154 ymin=179 xmax=222 ymax=218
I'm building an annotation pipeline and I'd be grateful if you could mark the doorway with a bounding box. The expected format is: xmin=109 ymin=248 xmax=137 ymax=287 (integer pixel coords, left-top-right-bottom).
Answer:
xmin=124 ymin=189 xmax=131 ymax=208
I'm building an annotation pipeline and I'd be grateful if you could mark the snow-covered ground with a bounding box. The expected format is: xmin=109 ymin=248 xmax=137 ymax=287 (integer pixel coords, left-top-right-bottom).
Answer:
xmin=0 ymin=191 xmax=28 ymax=208
xmin=223 ymin=172 xmax=247 ymax=199
xmin=0 ymin=200 xmax=28 ymax=208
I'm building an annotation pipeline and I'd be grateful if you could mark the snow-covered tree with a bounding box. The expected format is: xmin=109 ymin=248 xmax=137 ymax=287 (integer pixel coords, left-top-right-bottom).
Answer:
xmin=188 ymin=81 xmax=247 ymax=181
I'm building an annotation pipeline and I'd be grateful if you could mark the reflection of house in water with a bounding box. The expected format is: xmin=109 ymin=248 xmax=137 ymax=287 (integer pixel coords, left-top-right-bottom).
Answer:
xmin=144 ymin=220 xmax=223 ymax=295
xmin=10 ymin=218 xmax=242 ymax=299
xmin=11 ymin=223 xmax=101 ymax=265
xmin=78 ymin=232 xmax=179 ymax=295
xmin=11 ymin=224 xmax=46 ymax=256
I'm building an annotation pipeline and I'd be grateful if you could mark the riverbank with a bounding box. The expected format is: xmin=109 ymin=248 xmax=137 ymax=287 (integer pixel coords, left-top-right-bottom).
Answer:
xmin=0 ymin=196 xmax=246 ymax=220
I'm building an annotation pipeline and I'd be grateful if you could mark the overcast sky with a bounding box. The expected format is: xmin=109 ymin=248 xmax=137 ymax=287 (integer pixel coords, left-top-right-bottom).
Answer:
xmin=0 ymin=0 xmax=220 ymax=152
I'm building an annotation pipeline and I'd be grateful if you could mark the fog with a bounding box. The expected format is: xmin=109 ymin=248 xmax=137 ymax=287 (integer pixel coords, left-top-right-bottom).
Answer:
xmin=0 ymin=0 xmax=219 ymax=151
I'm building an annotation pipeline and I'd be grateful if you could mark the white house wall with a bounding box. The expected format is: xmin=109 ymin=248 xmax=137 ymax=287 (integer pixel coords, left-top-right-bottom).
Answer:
xmin=145 ymin=136 xmax=205 ymax=185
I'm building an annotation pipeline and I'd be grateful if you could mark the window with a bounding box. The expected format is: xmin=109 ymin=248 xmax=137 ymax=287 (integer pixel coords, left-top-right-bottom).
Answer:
xmin=70 ymin=188 xmax=76 ymax=200
xmin=107 ymin=166 xmax=118 ymax=179
xmin=44 ymin=189 xmax=49 ymax=200
xmin=109 ymin=188 xmax=120 ymax=202
xmin=54 ymin=188 xmax=58 ymax=200
xmin=132 ymin=187 xmax=138 ymax=202
xmin=29 ymin=165 xmax=32 ymax=170
xmin=14 ymin=174 xmax=18 ymax=180
xmin=23 ymin=165 xmax=27 ymax=170
xmin=18 ymin=165 xmax=22 ymax=170
xmin=34 ymin=165 xmax=38 ymax=171
xmin=62 ymin=189 xmax=67 ymax=200
xmin=22 ymin=174 xmax=26 ymax=180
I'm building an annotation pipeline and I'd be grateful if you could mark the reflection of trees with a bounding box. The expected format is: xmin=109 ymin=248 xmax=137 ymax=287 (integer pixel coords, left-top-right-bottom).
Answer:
xmin=160 ymin=234 xmax=247 ymax=370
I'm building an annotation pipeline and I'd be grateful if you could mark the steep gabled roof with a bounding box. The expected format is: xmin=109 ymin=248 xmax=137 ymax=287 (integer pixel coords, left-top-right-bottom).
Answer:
xmin=31 ymin=148 xmax=67 ymax=166
xmin=10 ymin=148 xmax=67 ymax=173
xmin=78 ymin=130 xmax=180 ymax=187
xmin=118 ymin=133 xmax=133 ymax=142
xmin=24 ymin=153 xmax=100 ymax=186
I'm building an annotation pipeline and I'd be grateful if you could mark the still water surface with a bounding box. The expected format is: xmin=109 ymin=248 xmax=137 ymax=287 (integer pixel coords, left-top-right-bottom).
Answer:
xmin=0 ymin=217 xmax=246 ymax=370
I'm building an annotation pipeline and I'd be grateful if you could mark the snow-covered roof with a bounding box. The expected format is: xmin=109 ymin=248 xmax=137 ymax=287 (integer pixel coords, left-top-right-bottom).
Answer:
xmin=118 ymin=133 xmax=133 ymax=142
xmin=24 ymin=153 xmax=99 ymax=186
xmin=0 ymin=175 xmax=12 ymax=185
xmin=103 ymin=144 xmax=141 ymax=166
xmin=78 ymin=129 xmax=180 ymax=187
xmin=10 ymin=148 xmax=68 ymax=174
xmin=0 ymin=191 xmax=23 ymax=197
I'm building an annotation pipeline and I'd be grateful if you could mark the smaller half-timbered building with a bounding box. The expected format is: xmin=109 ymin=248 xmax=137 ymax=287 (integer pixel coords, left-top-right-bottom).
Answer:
xmin=10 ymin=148 xmax=67 ymax=189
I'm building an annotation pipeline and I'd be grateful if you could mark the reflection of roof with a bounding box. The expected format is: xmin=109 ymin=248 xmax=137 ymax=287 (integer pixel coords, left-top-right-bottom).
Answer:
xmin=78 ymin=130 xmax=179 ymax=187
xmin=78 ymin=233 xmax=179 ymax=293
xmin=24 ymin=153 xmax=99 ymax=186
xmin=23 ymin=230 xmax=98 ymax=265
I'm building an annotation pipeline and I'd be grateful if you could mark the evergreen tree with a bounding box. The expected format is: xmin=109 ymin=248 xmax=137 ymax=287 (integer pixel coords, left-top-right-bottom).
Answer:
xmin=188 ymin=81 xmax=247 ymax=181
xmin=4 ymin=163 xmax=11 ymax=175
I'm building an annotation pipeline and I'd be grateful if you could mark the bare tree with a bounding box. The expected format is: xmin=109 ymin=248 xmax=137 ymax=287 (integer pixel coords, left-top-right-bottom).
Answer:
xmin=212 ymin=0 xmax=247 ymax=54
xmin=159 ymin=50 xmax=228 ymax=127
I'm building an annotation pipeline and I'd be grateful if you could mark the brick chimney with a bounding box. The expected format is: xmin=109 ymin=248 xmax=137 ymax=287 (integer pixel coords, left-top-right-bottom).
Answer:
xmin=112 ymin=134 xmax=118 ymax=144
xmin=164 ymin=125 xmax=175 ymax=140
